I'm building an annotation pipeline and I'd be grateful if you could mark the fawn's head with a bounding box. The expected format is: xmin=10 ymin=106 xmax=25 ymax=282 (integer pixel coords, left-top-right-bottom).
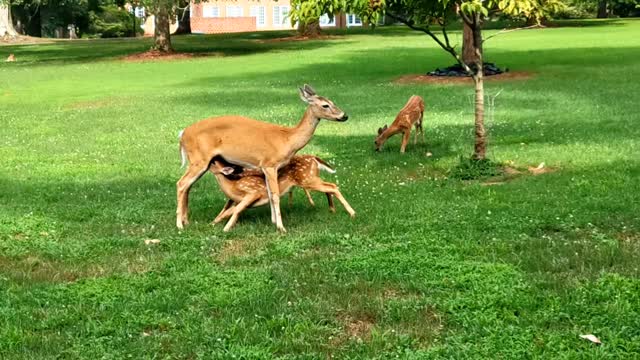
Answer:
xmin=210 ymin=160 xmax=235 ymax=175
xmin=299 ymin=84 xmax=348 ymax=122
xmin=374 ymin=125 xmax=388 ymax=151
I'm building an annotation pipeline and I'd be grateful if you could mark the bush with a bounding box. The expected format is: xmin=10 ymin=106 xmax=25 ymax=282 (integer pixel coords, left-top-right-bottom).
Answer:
xmin=88 ymin=6 xmax=142 ymax=38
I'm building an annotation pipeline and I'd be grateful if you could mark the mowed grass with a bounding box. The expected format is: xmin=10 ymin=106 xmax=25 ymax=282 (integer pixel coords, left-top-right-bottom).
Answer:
xmin=1 ymin=19 xmax=639 ymax=358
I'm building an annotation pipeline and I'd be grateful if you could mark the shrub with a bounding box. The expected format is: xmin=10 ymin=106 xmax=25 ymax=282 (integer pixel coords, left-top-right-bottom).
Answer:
xmin=88 ymin=5 xmax=142 ymax=38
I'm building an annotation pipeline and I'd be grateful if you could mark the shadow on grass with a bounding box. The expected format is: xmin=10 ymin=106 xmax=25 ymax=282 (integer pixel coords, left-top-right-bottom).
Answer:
xmin=546 ymin=18 xmax=630 ymax=28
xmin=1 ymin=33 xmax=343 ymax=66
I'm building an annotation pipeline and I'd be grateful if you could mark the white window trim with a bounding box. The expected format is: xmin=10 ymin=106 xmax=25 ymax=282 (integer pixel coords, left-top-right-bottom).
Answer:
xmin=226 ymin=6 xmax=244 ymax=18
xmin=346 ymin=13 xmax=362 ymax=27
xmin=281 ymin=6 xmax=290 ymax=26
xmin=134 ymin=6 xmax=145 ymax=18
xmin=273 ymin=5 xmax=290 ymax=27
xmin=319 ymin=14 xmax=335 ymax=26
xmin=202 ymin=5 xmax=220 ymax=18
xmin=250 ymin=5 xmax=266 ymax=27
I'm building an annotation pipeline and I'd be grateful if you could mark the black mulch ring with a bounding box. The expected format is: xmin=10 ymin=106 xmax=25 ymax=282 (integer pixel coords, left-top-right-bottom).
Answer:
xmin=427 ymin=62 xmax=508 ymax=77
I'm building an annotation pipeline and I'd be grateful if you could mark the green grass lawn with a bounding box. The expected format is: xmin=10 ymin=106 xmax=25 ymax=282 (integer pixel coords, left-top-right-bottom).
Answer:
xmin=1 ymin=19 xmax=639 ymax=358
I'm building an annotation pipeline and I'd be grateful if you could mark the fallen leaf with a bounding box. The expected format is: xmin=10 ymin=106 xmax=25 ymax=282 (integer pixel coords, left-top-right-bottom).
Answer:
xmin=579 ymin=334 xmax=602 ymax=345
xmin=144 ymin=239 xmax=161 ymax=245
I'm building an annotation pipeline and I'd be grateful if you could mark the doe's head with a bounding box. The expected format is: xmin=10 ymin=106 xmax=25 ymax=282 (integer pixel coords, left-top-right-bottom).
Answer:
xmin=298 ymin=84 xmax=348 ymax=122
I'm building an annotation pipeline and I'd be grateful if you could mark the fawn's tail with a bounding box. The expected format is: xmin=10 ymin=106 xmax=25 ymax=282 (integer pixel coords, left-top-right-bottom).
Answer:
xmin=313 ymin=157 xmax=336 ymax=174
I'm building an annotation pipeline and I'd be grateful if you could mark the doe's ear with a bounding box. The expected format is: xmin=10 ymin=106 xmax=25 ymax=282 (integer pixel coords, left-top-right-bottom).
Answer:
xmin=221 ymin=167 xmax=235 ymax=176
xmin=377 ymin=127 xmax=383 ymax=135
xmin=298 ymin=87 xmax=311 ymax=103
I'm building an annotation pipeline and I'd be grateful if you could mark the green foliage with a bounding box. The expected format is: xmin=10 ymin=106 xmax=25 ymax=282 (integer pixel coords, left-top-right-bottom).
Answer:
xmin=1 ymin=20 xmax=640 ymax=358
xmin=450 ymin=156 xmax=503 ymax=179
xmin=88 ymin=5 xmax=140 ymax=38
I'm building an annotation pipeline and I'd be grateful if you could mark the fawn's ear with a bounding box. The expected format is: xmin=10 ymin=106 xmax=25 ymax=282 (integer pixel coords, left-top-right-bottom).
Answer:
xmin=221 ymin=167 xmax=235 ymax=176
xmin=303 ymin=84 xmax=317 ymax=96
xmin=377 ymin=127 xmax=383 ymax=135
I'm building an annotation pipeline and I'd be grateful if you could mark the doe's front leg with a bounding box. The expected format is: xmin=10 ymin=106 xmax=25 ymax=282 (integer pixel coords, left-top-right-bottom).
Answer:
xmin=262 ymin=167 xmax=286 ymax=233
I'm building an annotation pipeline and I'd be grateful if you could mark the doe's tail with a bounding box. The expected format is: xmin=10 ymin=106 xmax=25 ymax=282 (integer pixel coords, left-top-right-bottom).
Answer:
xmin=313 ymin=157 xmax=336 ymax=174
xmin=178 ymin=130 xmax=187 ymax=168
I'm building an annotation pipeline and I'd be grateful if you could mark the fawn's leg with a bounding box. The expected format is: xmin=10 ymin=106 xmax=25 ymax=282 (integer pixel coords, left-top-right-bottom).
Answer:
xmin=326 ymin=193 xmax=335 ymax=213
xmin=212 ymin=199 xmax=234 ymax=224
xmin=400 ymin=130 xmax=411 ymax=153
xmin=288 ymin=189 xmax=294 ymax=208
xmin=304 ymin=189 xmax=315 ymax=207
xmin=305 ymin=181 xmax=355 ymax=218
xmin=223 ymin=195 xmax=257 ymax=232
xmin=262 ymin=167 xmax=285 ymax=232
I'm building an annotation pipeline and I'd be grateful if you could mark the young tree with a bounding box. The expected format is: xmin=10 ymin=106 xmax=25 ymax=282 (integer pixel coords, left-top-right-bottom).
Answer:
xmin=292 ymin=0 xmax=538 ymax=160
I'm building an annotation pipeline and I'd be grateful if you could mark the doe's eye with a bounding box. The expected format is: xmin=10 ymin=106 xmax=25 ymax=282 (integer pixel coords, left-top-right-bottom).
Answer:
xmin=322 ymin=104 xmax=330 ymax=108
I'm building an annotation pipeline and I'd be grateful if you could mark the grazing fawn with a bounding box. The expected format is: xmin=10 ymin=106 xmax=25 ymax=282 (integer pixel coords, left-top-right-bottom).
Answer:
xmin=374 ymin=95 xmax=425 ymax=153
xmin=177 ymin=84 xmax=348 ymax=233
xmin=6 ymin=54 xmax=15 ymax=62
xmin=209 ymin=155 xmax=356 ymax=232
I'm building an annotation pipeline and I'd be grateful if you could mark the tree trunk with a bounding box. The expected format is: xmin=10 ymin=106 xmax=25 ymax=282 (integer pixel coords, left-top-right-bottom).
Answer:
xmin=153 ymin=5 xmax=173 ymax=52
xmin=174 ymin=1 xmax=191 ymax=35
xmin=462 ymin=20 xmax=481 ymax=66
xmin=471 ymin=18 xmax=486 ymax=160
xmin=0 ymin=4 xmax=18 ymax=37
xmin=298 ymin=19 xmax=321 ymax=37
xmin=597 ymin=0 xmax=608 ymax=18
xmin=472 ymin=69 xmax=486 ymax=160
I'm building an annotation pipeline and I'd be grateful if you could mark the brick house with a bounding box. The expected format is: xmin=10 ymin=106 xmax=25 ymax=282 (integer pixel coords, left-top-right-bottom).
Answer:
xmin=138 ymin=1 xmax=364 ymax=36
xmin=190 ymin=1 xmax=364 ymax=34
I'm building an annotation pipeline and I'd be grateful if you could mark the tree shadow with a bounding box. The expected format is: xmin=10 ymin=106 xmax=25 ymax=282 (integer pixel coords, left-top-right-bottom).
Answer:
xmin=0 ymin=33 xmax=342 ymax=66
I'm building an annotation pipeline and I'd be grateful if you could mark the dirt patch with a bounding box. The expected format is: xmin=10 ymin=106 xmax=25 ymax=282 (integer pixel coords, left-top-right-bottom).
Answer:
xmin=330 ymin=314 xmax=376 ymax=346
xmin=216 ymin=240 xmax=249 ymax=264
xmin=0 ymin=35 xmax=57 ymax=46
xmin=0 ymin=253 xmax=152 ymax=284
xmin=394 ymin=71 xmax=534 ymax=85
xmin=253 ymin=35 xmax=342 ymax=43
xmin=120 ymin=50 xmax=223 ymax=62
xmin=214 ymin=237 xmax=269 ymax=265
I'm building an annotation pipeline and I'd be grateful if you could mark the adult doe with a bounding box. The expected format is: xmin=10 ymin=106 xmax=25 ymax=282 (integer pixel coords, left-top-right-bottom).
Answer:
xmin=177 ymin=85 xmax=348 ymax=232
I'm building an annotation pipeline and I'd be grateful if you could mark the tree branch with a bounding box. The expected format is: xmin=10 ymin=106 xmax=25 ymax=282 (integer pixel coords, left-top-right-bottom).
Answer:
xmin=385 ymin=12 xmax=450 ymax=53
xmin=482 ymin=24 xmax=542 ymax=43
xmin=386 ymin=11 xmax=477 ymax=80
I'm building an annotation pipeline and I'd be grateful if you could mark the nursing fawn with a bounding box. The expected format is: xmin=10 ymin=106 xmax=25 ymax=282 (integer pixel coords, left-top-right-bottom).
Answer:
xmin=374 ymin=95 xmax=425 ymax=153
xmin=209 ymin=155 xmax=356 ymax=232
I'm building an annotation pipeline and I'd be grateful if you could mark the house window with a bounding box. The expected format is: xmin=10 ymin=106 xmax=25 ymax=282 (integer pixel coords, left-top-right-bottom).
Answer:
xmin=273 ymin=5 xmax=290 ymax=27
xmin=134 ymin=7 xmax=145 ymax=18
xmin=202 ymin=6 xmax=220 ymax=18
xmin=347 ymin=14 xmax=362 ymax=27
xmin=226 ymin=6 xmax=243 ymax=18
xmin=250 ymin=6 xmax=266 ymax=27
xmin=319 ymin=14 xmax=335 ymax=26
